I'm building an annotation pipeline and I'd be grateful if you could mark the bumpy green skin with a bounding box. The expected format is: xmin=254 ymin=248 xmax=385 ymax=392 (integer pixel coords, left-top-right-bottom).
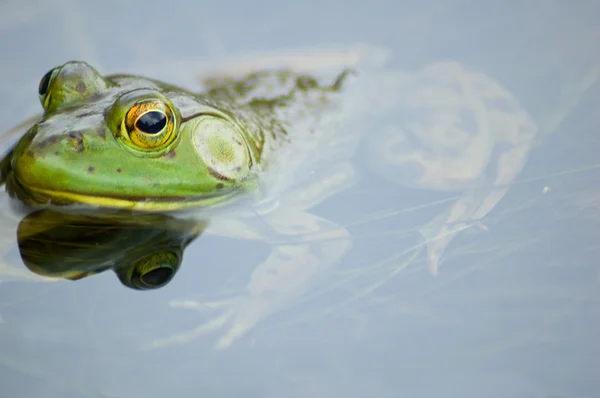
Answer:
xmin=1 ymin=61 xmax=348 ymax=211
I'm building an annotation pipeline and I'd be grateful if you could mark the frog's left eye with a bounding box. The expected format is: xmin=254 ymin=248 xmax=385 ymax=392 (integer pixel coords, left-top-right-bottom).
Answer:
xmin=37 ymin=62 xmax=108 ymax=113
xmin=38 ymin=67 xmax=60 ymax=108
xmin=38 ymin=67 xmax=56 ymax=97
xmin=124 ymin=100 xmax=177 ymax=150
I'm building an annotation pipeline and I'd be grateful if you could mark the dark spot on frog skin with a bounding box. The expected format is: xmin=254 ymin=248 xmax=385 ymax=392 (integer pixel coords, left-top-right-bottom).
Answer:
xmin=54 ymin=151 xmax=59 ymax=156
xmin=36 ymin=135 xmax=58 ymax=149
xmin=215 ymin=182 xmax=224 ymax=189
xmin=116 ymin=168 xmax=122 ymax=173
xmin=166 ymin=150 xmax=176 ymax=158
xmin=76 ymin=111 xmax=96 ymax=119
xmin=87 ymin=166 xmax=94 ymax=173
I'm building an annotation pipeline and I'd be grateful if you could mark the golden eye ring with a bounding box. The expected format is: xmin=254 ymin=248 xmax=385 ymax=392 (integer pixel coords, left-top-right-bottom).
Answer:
xmin=123 ymin=99 xmax=177 ymax=150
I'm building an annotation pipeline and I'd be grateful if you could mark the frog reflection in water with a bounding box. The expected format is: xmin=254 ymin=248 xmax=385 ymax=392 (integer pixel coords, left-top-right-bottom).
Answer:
xmin=0 ymin=52 xmax=537 ymax=349
xmin=16 ymin=210 xmax=203 ymax=290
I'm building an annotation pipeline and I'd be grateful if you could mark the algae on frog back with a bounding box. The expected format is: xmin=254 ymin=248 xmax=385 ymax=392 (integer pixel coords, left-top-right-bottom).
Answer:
xmin=202 ymin=67 xmax=361 ymax=201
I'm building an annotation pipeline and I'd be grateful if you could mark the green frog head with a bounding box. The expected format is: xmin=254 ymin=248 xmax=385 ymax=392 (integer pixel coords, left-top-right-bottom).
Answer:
xmin=4 ymin=61 xmax=264 ymax=212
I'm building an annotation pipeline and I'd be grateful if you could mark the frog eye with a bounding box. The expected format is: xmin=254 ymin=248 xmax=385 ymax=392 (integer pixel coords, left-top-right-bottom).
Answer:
xmin=108 ymin=89 xmax=181 ymax=156
xmin=37 ymin=62 xmax=108 ymax=113
xmin=123 ymin=99 xmax=177 ymax=150
xmin=38 ymin=67 xmax=59 ymax=107
xmin=192 ymin=116 xmax=252 ymax=181
xmin=38 ymin=67 xmax=56 ymax=97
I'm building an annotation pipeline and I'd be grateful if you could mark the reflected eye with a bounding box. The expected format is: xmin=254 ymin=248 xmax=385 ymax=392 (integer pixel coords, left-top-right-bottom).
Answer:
xmin=128 ymin=251 xmax=179 ymax=290
xmin=123 ymin=100 xmax=176 ymax=150
xmin=140 ymin=267 xmax=173 ymax=286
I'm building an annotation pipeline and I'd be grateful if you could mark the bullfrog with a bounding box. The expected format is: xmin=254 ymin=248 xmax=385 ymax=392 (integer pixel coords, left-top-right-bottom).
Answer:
xmin=0 ymin=47 xmax=539 ymax=350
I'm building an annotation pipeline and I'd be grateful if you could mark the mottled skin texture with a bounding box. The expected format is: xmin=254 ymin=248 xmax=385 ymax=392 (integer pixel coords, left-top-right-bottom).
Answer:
xmin=1 ymin=61 xmax=348 ymax=211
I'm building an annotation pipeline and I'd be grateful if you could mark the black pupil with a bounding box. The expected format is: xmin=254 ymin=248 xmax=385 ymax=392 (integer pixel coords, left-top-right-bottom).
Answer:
xmin=38 ymin=69 xmax=54 ymax=96
xmin=141 ymin=267 xmax=173 ymax=286
xmin=136 ymin=111 xmax=167 ymax=134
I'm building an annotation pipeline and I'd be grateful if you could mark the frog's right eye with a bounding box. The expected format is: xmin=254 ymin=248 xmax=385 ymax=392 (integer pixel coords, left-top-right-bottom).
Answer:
xmin=38 ymin=67 xmax=58 ymax=101
xmin=108 ymin=89 xmax=182 ymax=156
xmin=123 ymin=99 xmax=176 ymax=150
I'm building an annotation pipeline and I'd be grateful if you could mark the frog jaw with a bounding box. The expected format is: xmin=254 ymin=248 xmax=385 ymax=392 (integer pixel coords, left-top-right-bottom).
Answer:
xmin=5 ymin=172 xmax=250 ymax=212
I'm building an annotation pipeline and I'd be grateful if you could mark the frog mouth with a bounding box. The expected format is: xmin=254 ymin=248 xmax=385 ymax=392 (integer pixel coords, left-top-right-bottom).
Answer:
xmin=5 ymin=170 xmax=252 ymax=213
